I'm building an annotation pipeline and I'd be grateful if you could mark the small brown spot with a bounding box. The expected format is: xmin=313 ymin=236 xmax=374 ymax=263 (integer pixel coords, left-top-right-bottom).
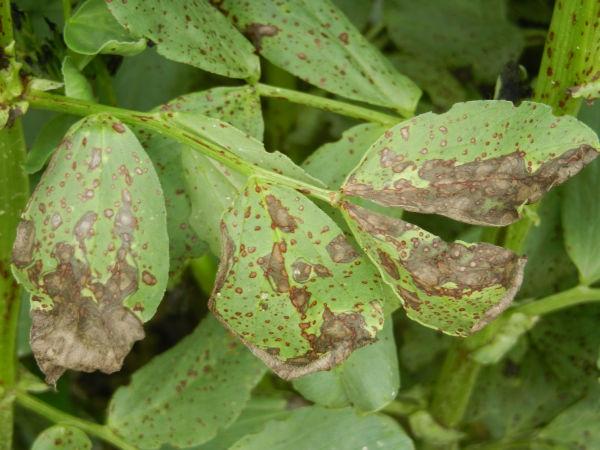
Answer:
xmin=244 ymin=23 xmax=279 ymax=51
xmin=326 ymin=235 xmax=359 ymax=263
xmin=142 ymin=270 xmax=157 ymax=286
xmin=338 ymin=32 xmax=349 ymax=44
xmin=12 ymin=220 xmax=36 ymax=268
xmin=112 ymin=122 xmax=126 ymax=133
xmin=290 ymin=286 xmax=311 ymax=314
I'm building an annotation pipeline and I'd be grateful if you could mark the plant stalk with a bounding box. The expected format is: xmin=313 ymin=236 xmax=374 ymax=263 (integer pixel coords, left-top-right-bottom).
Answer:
xmin=0 ymin=1 xmax=29 ymax=448
xmin=256 ymin=83 xmax=402 ymax=125
xmin=16 ymin=393 xmax=136 ymax=450
xmin=26 ymin=90 xmax=337 ymax=204
xmin=515 ymin=285 xmax=600 ymax=316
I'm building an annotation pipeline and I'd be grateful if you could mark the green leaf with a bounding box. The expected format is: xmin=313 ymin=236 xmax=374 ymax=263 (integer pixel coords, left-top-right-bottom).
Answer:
xmin=31 ymin=426 xmax=91 ymax=450
xmin=139 ymin=131 xmax=207 ymax=275
xmin=24 ymin=114 xmax=77 ymax=174
xmin=113 ymin=48 xmax=206 ymax=111
xmin=303 ymin=123 xmax=387 ymax=189
xmin=218 ymin=0 xmax=421 ymax=114
xmin=341 ymin=202 xmax=526 ymax=336
xmin=229 ymin=405 xmax=414 ymax=450
xmin=293 ymin=317 xmax=399 ymax=412
xmin=61 ymin=57 xmax=94 ymax=102
xmin=11 ymin=114 xmax=168 ymax=384
xmin=342 ymin=101 xmax=600 ymax=227
xmin=530 ymin=304 xmax=600 ymax=382
xmin=210 ymin=178 xmax=385 ymax=379
xmin=534 ymin=386 xmax=600 ymax=449
xmin=562 ymin=159 xmax=600 ymax=285
xmin=107 ymin=315 xmax=266 ymax=449
xmin=409 ymin=410 xmax=465 ymax=447
xmin=106 ymin=0 xmax=260 ymax=80
xmin=64 ymin=0 xmax=146 ymax=56
xmin=389 ymin=54 xmax=467 ymax=111
xmin=196 ymin=396 xmax=291 ymax=450
xmin=385 ymin=0 xmax=524 ymax=83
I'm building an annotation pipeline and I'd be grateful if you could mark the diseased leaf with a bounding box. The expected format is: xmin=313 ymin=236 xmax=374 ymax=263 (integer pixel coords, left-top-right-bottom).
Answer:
xmin=108 ymin=315 xmax=266 ymax=449
xmin=61 ymin=56 xmax=94 ymax=102
xmin=302 ymin=123 xmax=387 ymax=189
xmin=341 ymin=202 xmax=526 ymax=336
xmin=293 ymin=317 xmax=399 ymax=412
xmin=385 ymin=0 xmax=524 ymax=83
xmin=31 ymin=426 xmax=91 ymax=450
xmin=218 ymin=0 xmax=421 ymax=114
xmin=562 ymin=159 xmax=600 ymax=285
xmin=24 ymin=114 xmax=77 ymax=174
xmin=137 ymin=129 xmax=207 ymax=275
xmin=11 ymin=114 xmax=168 ymax=384
xmin=197 ymin=396 xmax=291 ymax=450
xmin=229 ymin=405 xmax=415 ymax=450
xmin=343 ymin=101 xmax=600 ymax=227
xmin=106 ymin=0 xmax=260 ymax=79
xmin=534 ymin=386 xmax=600 ymax=449
xmin=64 ymin=0 xmax=146 ymax=56
xmin=210 ymin=179 xmax=385 ymax=379
xmin=569 ymin=79 xmax=600 ymax=101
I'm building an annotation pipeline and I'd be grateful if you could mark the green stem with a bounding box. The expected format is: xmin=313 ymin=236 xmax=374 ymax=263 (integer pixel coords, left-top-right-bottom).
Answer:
xmin=0 ymin=1 xmax=29 ymax=449
xmin=16 ymin=393 xmax=136 ymax=450
xmin=430 ymin=343 xmax=482 ymax=428
xmin=256 ymin=83 xmax=402 ymax=125
xmin=26 ymin=90 xmax=336 ymax=204
xmin=503 ymin=0 xmax=600 ymax=254
xmin=515 ymin=285 xmax=600 ymax=316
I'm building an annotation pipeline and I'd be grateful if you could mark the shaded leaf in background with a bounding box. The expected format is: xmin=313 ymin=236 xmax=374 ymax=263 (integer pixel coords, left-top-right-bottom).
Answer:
xmin=534 ymin=386 xmax=600 ymax=449
xmin=197 ymin=396 xmax=291 ymax=450
xmin=389 ymin=54 xmax=468 ymax=111
xmin=64 ymin=0 xmax=146 ymax=57
xmin=293 ymin=317 xmax=399 ymax=412
xmin=106 ymin=0 xmax=260 ymax=79
xmin=342 ymin=101 xmax=599 ymax=227
xmin=562 ymin=156 xmax=600 ymax=285
xmin=108 ymin=315 xmax=266 ymax=449
xmin=11 ymin=114 xmax=168 ymax=383
xmin=211 ymin=179 xmax=385 ymax=379
xmin=219 ymin=0 xmax=421 ymax=115
xmin=61 ymin=56 xmax=94 ymax=101
xmin=530 ymin=304 xmax=600 ymax=382
xmin=342 ymin=202 xmax=525 ymax=336
xmin=113 ymin=48 xmax=206 ymax=111
xmin=465 ymin=349 xmax=582 ymax=443
xmin=332 ymin=0 xmax=373 ymax=31
xmin=303 ymin=123 xmax=387 ymax=189
xmin=385 ymin=0 xmax=524 ymax=83
xmin=517 ymin=189 xmax=578 ymax=299
xmin=24 ymin=114 xmax=77 ymax=174
xmin=31 ymin=426 xmax=91 ymax=450
xmin=229 ymin=406 xmax=414 ymax=450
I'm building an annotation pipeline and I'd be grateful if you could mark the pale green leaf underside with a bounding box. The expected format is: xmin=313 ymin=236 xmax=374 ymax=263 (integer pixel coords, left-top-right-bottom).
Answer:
xmin=64 ymin=0 xmax=146 ymax=56
xmin=229 ymin=406 xmax=415 ymax=450
xmin=302 ymin=123 xmax=387 ymax=189
xmin=219 ymin=0 xmax=421 ymax=114
xmin=342 ymin=202 xmax=525 ymax=336
xmin=24 ymin=114 xmax=77 ymax=174
xmin=32 ymin=426 xmax=91 ymax=450
xmin=106 ymin=0 xmax=260 ymax=79
xmin=343 ymin=100 xmax=600 ymax=227
xmin=61 ymin=56 xmax=94 ymax=102
xmin=562 ymin=159 xmax=600 ymax=285
xmin=11 ymin=114 xmax=168 ymax=382
xmin=293 ymin=317 xmax=399 ymax=412
xmin=385 ymin=0 xmax=524 ymax=83
xmin=210 ymin=179 xmax=385 ymax=379
xmin=108 ymin=316 xmax=266 ymax=449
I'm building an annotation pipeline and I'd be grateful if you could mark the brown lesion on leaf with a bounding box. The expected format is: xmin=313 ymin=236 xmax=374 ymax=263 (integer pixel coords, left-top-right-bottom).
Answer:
xmin=28 ymin=241 xmax=144 ymax=385
xmin=243 ymin=23 xmax=279 ymax=52
xmin=344 ymin=145 xmax=598 ymax=226
xmin=257 ymin=241 xmax=290 ymax=293
xmin=343 ymin=202 xmax=526 ymax=334
xmin=289 ymin=286 xmax=311 ymax=315
xmin=12 ymin=220 xmax=35 ymax=268
xmin=265 ymin=194 xmax=298 ymax=233
xmin=326 ymin=234 xmax=359 ymax=263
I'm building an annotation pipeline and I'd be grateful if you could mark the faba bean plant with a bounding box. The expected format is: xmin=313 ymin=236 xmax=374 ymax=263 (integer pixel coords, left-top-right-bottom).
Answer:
xmin=1 ymin=0 xmax=599 ymax=449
